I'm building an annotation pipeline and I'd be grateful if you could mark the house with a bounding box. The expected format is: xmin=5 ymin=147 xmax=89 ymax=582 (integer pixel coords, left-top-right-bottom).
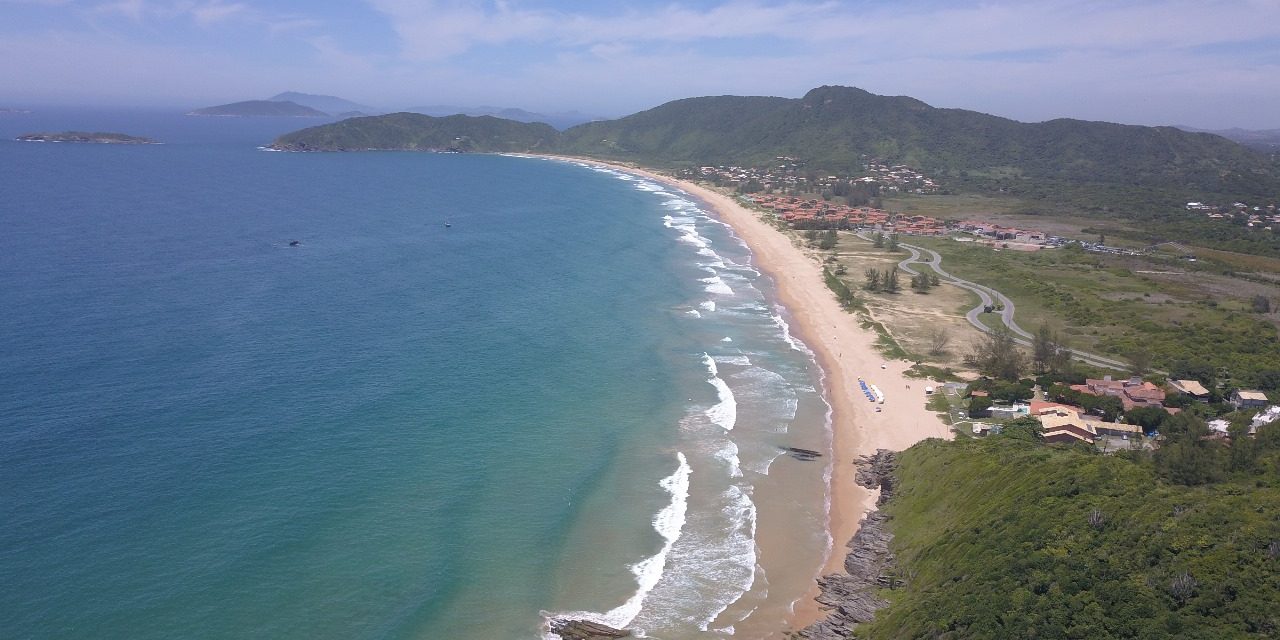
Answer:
xmin=1231 ymin=389 xmax=1270 ymax=409
xmin=1036 ymin=406 xmax=1098 ymax=445
xmin=1168 ymin=379 xmax=1210 ymax=401
xmin=1071 ymin=375 xmax=1166 ymax=410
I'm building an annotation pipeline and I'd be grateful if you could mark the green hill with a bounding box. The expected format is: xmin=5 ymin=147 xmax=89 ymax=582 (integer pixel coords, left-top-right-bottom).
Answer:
xmin=849 ymin=424 xmax=1280 ymax=639
xmin=188 ymin=100 xmax=328 ymax=117
xmin=269 ymin=112 xmax=559 ymax=152
xmin=270 ymin=85 xmax=1279 ymax=214
xmin=560 ymin=86 xmax=1279 ymax=199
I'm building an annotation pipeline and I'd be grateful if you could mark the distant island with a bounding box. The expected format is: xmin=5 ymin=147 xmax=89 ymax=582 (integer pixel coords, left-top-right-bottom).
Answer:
xmin=0 ymin=108 xmax=32 ymax=114
xmin=17 ymin=131 xmax=157 ymax=144
xmin=268 ymin=91 xmax=375 ymax=116
xmin=187 ymin=100 xmax=328 ymax=117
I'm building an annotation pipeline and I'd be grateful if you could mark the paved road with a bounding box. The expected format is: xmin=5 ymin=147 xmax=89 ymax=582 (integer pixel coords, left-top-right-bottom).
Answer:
xmin=856 ymin=232 xmax=1131 ymax=371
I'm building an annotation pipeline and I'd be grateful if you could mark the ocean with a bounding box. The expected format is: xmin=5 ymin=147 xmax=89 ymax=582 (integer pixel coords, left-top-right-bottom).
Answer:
xmin=0 ymin=109 xmax=830 ymax=639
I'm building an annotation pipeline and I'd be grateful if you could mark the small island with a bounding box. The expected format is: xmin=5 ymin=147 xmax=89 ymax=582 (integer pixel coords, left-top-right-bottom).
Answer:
xmin=16 ymin=131 xmax=158 ymax=144
xmin=187 ymin=100 xmax=328 ymax=118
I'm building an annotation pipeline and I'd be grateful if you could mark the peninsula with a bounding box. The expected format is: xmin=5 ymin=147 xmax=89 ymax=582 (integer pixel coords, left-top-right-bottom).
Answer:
xmin=17 ymin=131 xmax=157 ymax=144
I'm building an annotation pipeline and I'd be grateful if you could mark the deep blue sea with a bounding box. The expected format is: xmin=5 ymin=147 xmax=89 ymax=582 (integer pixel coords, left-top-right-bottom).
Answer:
xmin=0 ymin=109 xmax=830 ymax=639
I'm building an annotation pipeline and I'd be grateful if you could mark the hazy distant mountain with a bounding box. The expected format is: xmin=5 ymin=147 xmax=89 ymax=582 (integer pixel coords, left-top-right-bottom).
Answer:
xmin=1175 ymin=125 xmax=1280 ymax=151
xmin=404 ymin=105 xmax=600 ymax=130
xmin=270 ymin=112 xmax=559 ymax=152
xmin=269 ymin=92 xmax=375 ymax=116
xmin=188 ymin=100 xmax=328 ymax=117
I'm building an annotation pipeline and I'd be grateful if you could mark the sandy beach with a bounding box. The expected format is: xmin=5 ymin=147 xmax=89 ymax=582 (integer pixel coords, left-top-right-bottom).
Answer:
xmin=531 ymin=154 xmax=951 ymax=635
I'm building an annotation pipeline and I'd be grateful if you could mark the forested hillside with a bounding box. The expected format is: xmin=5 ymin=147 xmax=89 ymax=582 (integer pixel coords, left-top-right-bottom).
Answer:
xmin=559 ymin=86 xmax=1280 ymax=200
xmin=856 ymin=421 xmax=1280 ymax=639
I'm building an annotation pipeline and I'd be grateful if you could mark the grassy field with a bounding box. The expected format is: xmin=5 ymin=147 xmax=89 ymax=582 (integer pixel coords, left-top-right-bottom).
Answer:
xmin=816 ymin=232 xmax=986 ymax=371
xmin=906 ymin=236 xmax=1280 ymax=385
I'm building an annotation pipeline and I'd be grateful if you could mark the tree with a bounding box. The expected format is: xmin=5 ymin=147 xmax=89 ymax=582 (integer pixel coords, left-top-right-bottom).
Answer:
xmin=1127 ymin=349 xmax=1153 ymax=377
xmin=1080 ymin=394 xmax=1124 ymax=422
xmin=968 ymin=396 xmax=993 ymax=418
xmin=886 ymin=233 xmax=899 ymax=252
xmin=964 ymin=326 xmax=1026 ymax=380
xmin=864 ymin=268 xmax=882 ymax=292
xmin=884 ymin=268 xmax=901 ymax=293
xmin=872 ymin=232 xmax=884 ymax=248
xmin=928 ymin=328 xmax=951 ymax=356
xmin=1124 ymin=406 xmax=1170 ymax=431
xmin=928 ymin=273 xmax=941 ymax=287
xmin=818 ymin=229 xmax=838 ymax=250
xmin=1033 ymin=323 xmax=1055 ymax=375
xmin=1000 ymin=416 xmax=1044 ymax=442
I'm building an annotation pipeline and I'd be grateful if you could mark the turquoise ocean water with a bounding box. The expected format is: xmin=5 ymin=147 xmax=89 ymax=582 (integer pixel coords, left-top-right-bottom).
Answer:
xmin=0 ymin=111 xmax=830 ymax=639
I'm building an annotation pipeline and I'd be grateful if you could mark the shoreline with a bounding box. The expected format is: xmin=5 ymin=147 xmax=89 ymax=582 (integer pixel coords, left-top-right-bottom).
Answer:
xmin=527 ymin=154 xmax=950 ymax=635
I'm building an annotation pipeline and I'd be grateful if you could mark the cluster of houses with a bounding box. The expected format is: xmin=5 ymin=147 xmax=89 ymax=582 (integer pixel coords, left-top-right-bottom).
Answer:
xmin=951 ymin=221 xmax=1060 ymax=249
xmin=855 ymin=163 xmax=939 ymax=193
xmin=1185 ymin=201 xmax=1279 ymax=231
xmin=973 ymin=375 xmax=1276 ymax=447
xmin=685 ymin=160 xmax=941 ymax=197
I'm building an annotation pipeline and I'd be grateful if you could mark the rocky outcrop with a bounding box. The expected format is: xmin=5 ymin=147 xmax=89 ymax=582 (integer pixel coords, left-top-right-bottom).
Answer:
xmin=547 ymin=618 xmax=631 ymax=640
xmin=794 ymin=450 xmax=899 ymax=640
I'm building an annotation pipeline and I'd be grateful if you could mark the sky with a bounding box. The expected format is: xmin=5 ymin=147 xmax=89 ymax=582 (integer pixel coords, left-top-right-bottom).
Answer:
xmin=2 ymin=0 xmax=1279 ymax=128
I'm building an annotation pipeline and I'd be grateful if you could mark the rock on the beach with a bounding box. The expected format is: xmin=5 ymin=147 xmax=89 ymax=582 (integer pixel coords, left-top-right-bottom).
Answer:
xmin=547 ymin=619 xmax=631 ymax=640
xmin=794 ymin=451 xmax=899 ymax=640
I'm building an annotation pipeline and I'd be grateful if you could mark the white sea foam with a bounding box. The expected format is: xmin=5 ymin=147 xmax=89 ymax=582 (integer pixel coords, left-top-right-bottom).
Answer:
xmin=699 ymin=300 xmax=716 ymax=313
xmin=690 ymin=484 xmax=759 ymax=631
xmin=546 ymin=453 xmax=692 ymax=633
xmin=770 ymin=307 xmax=814 ymax=356
xmin=702 ymin=353 xmax=737 ymax=431
xmin=686 ymin=309 xmax=702 ymax=318
xmin=714 ymin=440 xmax=743 ymax=478
xmin=713 ymin=355 xmax=751 ymax=367
xmin=721 ymin=336 xmax=733 ymax=342
xmin=701 ymin=276 xmax=734 ymax=296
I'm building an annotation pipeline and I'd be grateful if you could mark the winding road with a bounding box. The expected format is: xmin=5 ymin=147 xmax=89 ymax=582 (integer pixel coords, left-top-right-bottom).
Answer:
xmin=856 ymin=232 xmax=1130 ymax=371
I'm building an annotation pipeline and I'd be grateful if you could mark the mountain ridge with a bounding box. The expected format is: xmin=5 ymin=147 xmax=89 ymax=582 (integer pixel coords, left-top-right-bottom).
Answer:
xmin=270 ymin=85 xmax=1280 ymax=206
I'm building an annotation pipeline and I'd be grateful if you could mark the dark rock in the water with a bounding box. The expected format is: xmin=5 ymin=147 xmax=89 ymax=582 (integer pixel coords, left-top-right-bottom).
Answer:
xmin=547 ymin=618 xmax=631 ymax=640
xmin=785 ymin=446 xmax=823 ymax=461
xmin=289 ymin=239 xmax=301 ymax=246
xmin=794 ymin=450 xmax=899 ymax=640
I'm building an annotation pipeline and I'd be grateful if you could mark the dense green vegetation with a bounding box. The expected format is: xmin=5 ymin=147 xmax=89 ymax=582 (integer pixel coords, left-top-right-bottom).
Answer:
xmin=859 ymin=428 xmax=1280 ymax=639
xmin=271 ymin=112 xmax=560 ymax=152
xmin=188 ymin=100 xmax=328 ymax=117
